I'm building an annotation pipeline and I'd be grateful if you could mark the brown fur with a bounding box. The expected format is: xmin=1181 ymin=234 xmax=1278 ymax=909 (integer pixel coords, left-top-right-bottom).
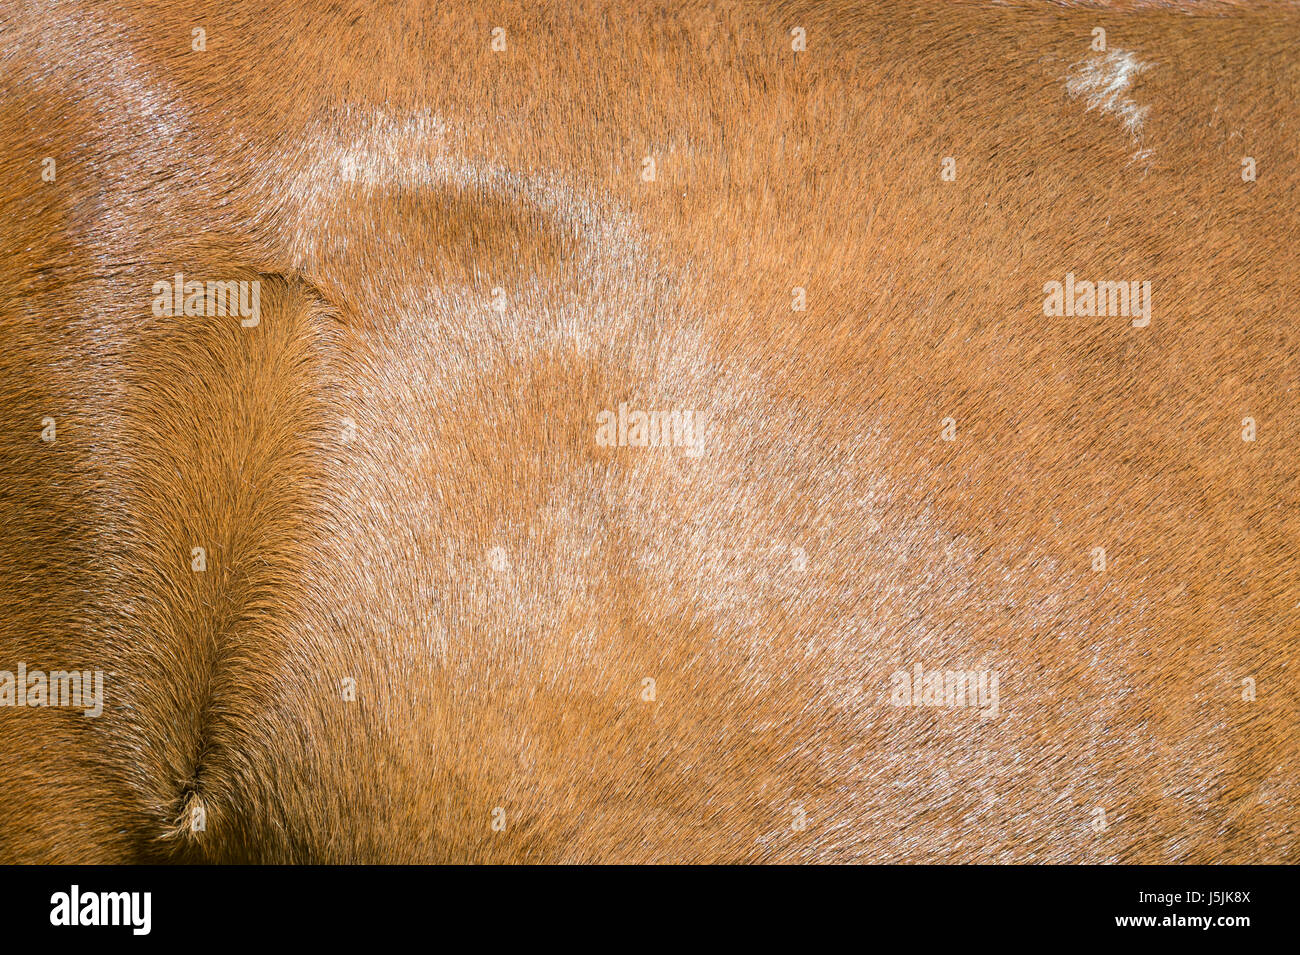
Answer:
xmin=0 ymin=0 xmax=1296 ymax=863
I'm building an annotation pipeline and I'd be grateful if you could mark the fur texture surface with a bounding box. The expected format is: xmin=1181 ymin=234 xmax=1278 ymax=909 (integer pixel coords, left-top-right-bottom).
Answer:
xmin=0 ymin=0 xmax=1296 ymax=863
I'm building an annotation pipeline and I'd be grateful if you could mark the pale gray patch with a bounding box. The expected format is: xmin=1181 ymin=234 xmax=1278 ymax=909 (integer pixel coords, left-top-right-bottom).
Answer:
xmin=1065 ymin=49 xmax=1154 ymax=160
